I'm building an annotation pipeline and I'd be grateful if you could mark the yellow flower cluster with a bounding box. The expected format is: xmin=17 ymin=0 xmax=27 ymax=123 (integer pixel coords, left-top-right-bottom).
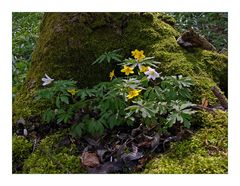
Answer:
xmin=67 ymin=89 xmax=78 ymax=96
xmin=127 ymin=89 xmax=142 ymax=100
xmin=131 ymin=49 xmax=145 ymax=61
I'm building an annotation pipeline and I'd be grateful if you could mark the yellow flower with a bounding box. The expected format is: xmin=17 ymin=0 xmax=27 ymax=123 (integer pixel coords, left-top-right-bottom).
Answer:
xmin=67 ymin=88 xmax=78 ymax=96
xmin=121 ymin=66 xmax=134 ymax=76
xmin=127 ymin=89 xmax=142 ymax=99
xmin=131 ymin=49 xmax=145 ymax=61
xmin=140 ymin=65 xmax=149 ymax=73
xmin=109 ymin=69 xmax=115 ymax=81
xmin=131 ymin=49 xmax=138 ymax=56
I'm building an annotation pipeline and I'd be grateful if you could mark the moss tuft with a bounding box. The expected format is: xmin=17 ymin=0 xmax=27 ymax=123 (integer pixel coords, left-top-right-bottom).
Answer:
xmin=13 ymin=135 xmax=32 ymax=173
xmin=23 ymin=131 xmax=86 ymax=173
xmin=143 ymin=110 xmax=228 ymax=174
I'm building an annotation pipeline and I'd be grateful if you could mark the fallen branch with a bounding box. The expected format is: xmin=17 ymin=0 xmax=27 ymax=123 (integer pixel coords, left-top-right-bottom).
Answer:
xmin=191 ymin=105 xmax=216 ymax=113
xmin=211 ymin=86 xmax=228 ymax=110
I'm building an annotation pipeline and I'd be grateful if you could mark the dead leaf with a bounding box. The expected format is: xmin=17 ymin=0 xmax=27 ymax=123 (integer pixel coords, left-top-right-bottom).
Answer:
xmin=150 ymin=133 xmax=160 ymax=152
xmin=121 ymin=145 xmax=143 ymax=162
xmin=81 ymin=152 xmax=100 ymax=168
xmin=96 ymin=149 xmax=110 ymax=163
xmin=201 ymin=97 xmax=208 ymax=107
xmin=131 ymin=123 xmax=143 ymax=137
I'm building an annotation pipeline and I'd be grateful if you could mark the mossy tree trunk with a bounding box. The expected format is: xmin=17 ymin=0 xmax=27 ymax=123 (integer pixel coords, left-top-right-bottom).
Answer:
xmin=13 ymin=12 xmax=227 ymax=126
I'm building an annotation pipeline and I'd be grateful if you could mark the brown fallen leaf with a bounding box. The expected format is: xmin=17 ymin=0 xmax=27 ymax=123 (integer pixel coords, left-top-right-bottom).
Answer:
xmin=201 ymin=97 xmax=208 ymax=107
xmin=81 ymin=152 xmax=100 ymax=168
xmin=137 ymin=141 xmax=151 ymax=148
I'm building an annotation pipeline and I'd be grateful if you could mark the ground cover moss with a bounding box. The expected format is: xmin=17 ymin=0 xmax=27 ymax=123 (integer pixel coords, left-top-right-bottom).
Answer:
xmin=22 ymin=131 xmax=86 ymax=173
xmin=12 ymin=135 xmax=32 ymax=173
xmin=143 ymin=110 xmax=228 ymax=174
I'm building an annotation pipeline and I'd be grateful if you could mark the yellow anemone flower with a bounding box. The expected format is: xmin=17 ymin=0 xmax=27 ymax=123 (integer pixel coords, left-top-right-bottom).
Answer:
xmin=131 ymin=49 xmax=145 ymax=61
xmin=127 ymin=89 xmax=142 ymax=100
xmin=121 ymin=65 xmax=134 ymax=76
xmin=109 ymin=69 xmax=115 ymax=81
xmin=131 ymin=49 xmax=138 ymax=57
xmin=140 ymin=65 xmax=149 ymax=73
xmin=67 ymin=88 xmax=78 ymax=96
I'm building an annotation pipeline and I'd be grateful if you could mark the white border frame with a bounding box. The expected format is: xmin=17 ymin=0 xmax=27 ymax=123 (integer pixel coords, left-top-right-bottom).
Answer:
xmin=1 ymin=1 xmax=239 ymax=186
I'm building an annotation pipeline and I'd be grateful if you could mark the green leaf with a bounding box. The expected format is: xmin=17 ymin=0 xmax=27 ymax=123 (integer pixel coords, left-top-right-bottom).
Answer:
xmin=166 ymin=113 xmax=177 ymax=127
xmin=60 ymin=96 xmax=69 ymax=104
xmin=176 ymin=114 xmax=183 ymax=123
xmin=143 ymin=87 xmax=153 ymax=99
xmin=57 ymin=115 xmax=65 ymax=124
xmin=111 ymin=55 xmax=122 ymax=62
xmin=183 ymin=120 xmax=191 ymax=128
xmin=154 ymin=86 xmax=162 ymax=97
xmin=71 ymin=123 xmax=82 ymax=137
xmin=56 ymin=96 xmax=60 ymax=108
xmin=43 ymin=109 xmax=54 ymax=123
xmin=95 ymin=121 xmax=104 ymax=135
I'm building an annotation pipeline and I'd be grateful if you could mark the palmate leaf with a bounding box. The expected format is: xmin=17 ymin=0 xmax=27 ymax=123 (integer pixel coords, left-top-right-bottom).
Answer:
xmin=85 ymin=118 xmax=105 ymax=136
xmin=54 ymin=80 xmax=77 ymax=89
xmin=43 ymin=109 xmax=55 ymax=123
xmin=157 ymin=102 xmax=168 ymax=115
xmin=60 ymin=96 xmax=69 ymax=104
xmin=70 ymin=123 xmax=83 ymax=137
xmin=56 ymin=108 xmax=73 ymax=124
xmin=92 ymin=49 xmax=122 ymax=65
xmin=183 ymin=120 xmax=191 ymax=128
xmin=180 ymin=102 xmax=195 ymax=110
xmin=36 ymin=88 xmax=55 ymax=100
xmin=166 ymin=113 xmax=177 ymax=128
xmin=56 ymin=96 xmax=60 ymax=108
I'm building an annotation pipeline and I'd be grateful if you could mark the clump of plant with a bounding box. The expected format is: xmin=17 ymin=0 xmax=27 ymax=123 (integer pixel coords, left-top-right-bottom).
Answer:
xmin=36 ymin=49 xmax=195 ymax=137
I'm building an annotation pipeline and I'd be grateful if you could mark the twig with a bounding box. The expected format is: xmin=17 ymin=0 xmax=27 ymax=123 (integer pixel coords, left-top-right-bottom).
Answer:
xmin=211 ymin=86 xmax=228 ymax=109
xmin=191 ymin=105 xmax=216 ymax=113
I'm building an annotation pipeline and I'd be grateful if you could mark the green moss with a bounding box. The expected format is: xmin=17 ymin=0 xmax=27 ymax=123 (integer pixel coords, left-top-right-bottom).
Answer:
xmin=143 ymin=110 xmax=228 ymax=174
xmin=12 ymin=135 xmax=32 ymax=173
xmin=13 ymin=12 xmax=227 ymax=129
xmin=156 ymin=13 xmax=176 ymax=26
xmin=23 ymin=131 xmax=86 ymax=174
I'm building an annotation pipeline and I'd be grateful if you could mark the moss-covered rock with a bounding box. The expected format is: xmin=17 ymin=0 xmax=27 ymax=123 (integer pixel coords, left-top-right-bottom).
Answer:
xmin=22 ymin=131 xmax=86 ymax=173
xmin=12 ymin=135 xmax=32 ymax=173
xmin=143 ymin=110 xmax=228 ymax=174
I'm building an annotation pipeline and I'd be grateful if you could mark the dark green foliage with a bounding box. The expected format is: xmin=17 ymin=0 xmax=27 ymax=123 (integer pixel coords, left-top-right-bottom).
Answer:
xmin=12 ymin=13 xmax=43 ymax=99
xmin=125 ymin=75 xmax=195 ymax=132
xmin=37 ymin=51 xmax=195 ymax=137
xmin=36 ymin=80 xmax=78 ymax=124
xmin=92 ymin=49 xmax=122 ymax=64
